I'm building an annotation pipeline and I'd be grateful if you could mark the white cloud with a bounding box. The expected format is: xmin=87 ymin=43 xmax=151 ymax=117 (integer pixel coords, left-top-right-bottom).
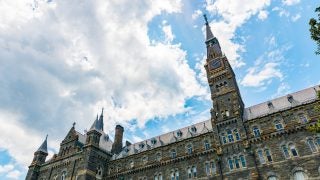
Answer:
xmin=205 ymin=0 xmax=271 ymax=68
xmin=6 ymin=170 xmax=22 ymax=180
xmin=241 ymin=62 xmax=283 ymax=87
xmin=0 ymin=0 xmax=207 ymax=172
xmin=258 ymin=10 xmax=269 ymax=20
xmin=282 ymin=0 xmax=300 ymax=6
xmin=192 ymin=9 xmax=202 ymax=20
xmin=291 ymin=13 xmax=301 ymax=22
xmin=0 ymin=164 xmax=14 ymax=174
xmin=272 ymin=82 xmax=291 ymax=98
xmin=272 ymin=7 xmax=290 ymax=17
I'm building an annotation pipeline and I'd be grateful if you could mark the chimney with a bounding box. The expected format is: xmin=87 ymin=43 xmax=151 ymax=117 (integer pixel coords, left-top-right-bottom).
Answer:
xmin=111 ymin=125 xmax=124 ymax=154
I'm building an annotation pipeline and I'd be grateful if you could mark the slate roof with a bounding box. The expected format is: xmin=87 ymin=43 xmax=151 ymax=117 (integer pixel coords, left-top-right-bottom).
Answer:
xmin=244 ymin=85 xmax=320 ymax=120
xmin=37 ymin=135 xmax=48 ymax=153
xmin=112 ymin=120 xmax=212 ymax=160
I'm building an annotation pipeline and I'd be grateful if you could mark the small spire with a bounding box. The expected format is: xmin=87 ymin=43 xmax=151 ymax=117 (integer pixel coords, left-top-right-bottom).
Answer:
xmin=98 ymin=108 xmax=104 ymax=131
xmin=203 ymin=14 xmax=214 ymax=41
xmin=72 ymin=122 xmax=76 ymax=128
xmin=37 ymin=135 xmax=48 ymax=153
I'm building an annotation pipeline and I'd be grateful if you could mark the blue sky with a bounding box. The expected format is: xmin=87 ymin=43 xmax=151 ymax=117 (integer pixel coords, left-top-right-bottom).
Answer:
xmin=0 ymin=0 xmax=319 ymax=179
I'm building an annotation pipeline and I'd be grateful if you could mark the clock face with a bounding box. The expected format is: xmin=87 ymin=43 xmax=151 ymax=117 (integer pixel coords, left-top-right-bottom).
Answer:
xmin=210 ymin=60 xmax=221 ymax=69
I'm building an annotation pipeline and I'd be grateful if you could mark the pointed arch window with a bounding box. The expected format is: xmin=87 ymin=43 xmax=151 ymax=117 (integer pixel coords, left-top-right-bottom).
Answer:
xmin=282 ymin=145 xmax=290 ymax=158
xmin=204 ymin=140 xmax=210 ymax=150
xmin=239 ymin=155 xmax=246 ymax=167
xmin=171 ymin=149 xmax=177 ymax=159
xmin=289 ymin=143 xmax=298 ymax=157
xmin=316 ymin=137 xmax=320 ymax=147
xmin=265 ymin=149 xmax=273 ymax=162
xmin=192 ymin=166 xmax=197 ymax=177
xmin=257 ymin=150 xmax=265 ymax=164
xmin=228 ymin=158 xmax=234 ymax=170
xmin=221 ymin=133 xmax=227 ymax=144
xmin=96 ymin=165 xmax=103 ymax=179
xmin=187 ymin=167 xmax=192 ymax=178
xmin=307 ymin=138 xmax=317 ymax=152
xmin=227 ymin=130 xmax=234 ymax=142
xmin=234 ymin=129 xmax=240 ymax=141
xmin=187 ymin=144 xmax=193 ymax=154
xmin=274 ymin=120 xmax=283 ymax=130
xmin=253 ymin=126 xmax=261 ymax=137
xmin=61 ymin=171 xmax=66 ymax=180
xmin=268 ymin=176 xmax=278 ymax=180
xmin=234 ymin=156 xmax=240 ymax=168
xmin=293 ymin=171 xmax=306 ymax=180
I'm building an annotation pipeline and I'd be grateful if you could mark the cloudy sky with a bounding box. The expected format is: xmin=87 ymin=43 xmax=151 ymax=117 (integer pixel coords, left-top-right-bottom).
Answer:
xmin=0 ymin=0 xmax=319 ymax=179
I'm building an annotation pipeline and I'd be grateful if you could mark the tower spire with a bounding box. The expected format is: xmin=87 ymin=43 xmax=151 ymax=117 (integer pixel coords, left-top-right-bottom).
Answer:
xmin=37 ymin=135 xmax=48 ymax=153
xmin=204 ymin=14 xmax=214 ymax=42
xmin=98 ymin=108 xmax=104 ymax=131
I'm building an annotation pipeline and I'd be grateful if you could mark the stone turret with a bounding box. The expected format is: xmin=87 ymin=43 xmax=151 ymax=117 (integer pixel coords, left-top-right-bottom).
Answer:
xmin=111 ymin=125 xmax=124 ymax=154
xmin=26 ymin=135 xmax=48 ymax=180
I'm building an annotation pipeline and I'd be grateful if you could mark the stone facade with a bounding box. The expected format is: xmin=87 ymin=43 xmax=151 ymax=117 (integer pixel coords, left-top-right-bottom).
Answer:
xmin=26 ymin=18 xmax=320 ymax=180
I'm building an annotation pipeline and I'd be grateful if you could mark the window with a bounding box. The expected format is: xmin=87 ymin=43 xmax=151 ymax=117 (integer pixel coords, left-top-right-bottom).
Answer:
xmin=154 ymin=175 xmax=158 ymax=180
xmin=192 ymin=166 xmax=197 ymax=177
xmin=142 ymin=156 xmax=148 ymax=164
xmin=298 ymin=114 xmax=308 ymax=123
xmin=177 ymin=130 xmax=182 ymax=137
xmin=307 ymin=138 xmax=317 ymax=152
xmin=61 ymin=171 xmax=66 ymax=180
xmin=274 ymin=120 xmax=283 ymax=130
xmin=187 ymin=167 xmax=192 ymax=178
xmin=205 ymin=162 xmax=210 ymax=175
xmin=191 ymin=126 xmax=197 ymax=133
xmin=265 ymin=149 xmax=273 ymax=162
xmin=225 ymin=110 xmax=230 ymax=117
xmin=228 ymin=158 xmax=234 ymax=170
xmin=282 ymin=145 xmax=290 ymax=158
xmin=293 ymin=171 xmax=306 ymax=180
xmin=139 ymin=143 xmax=145 ymax=149
xmin=234 ymin=157 xmax=240 ymax=168
xmin=171 ymin=149 xmax=177 ymax=159
xmin=154 ymin=173 xmax=162 ymax=180
xmin=289 ymin=143 xmax=298 ymax=157
xmin=204 ymin=140 xmax=210 ymax=150
xmin=156 ymin=152 xmax=162 ymax=161
xmin=239 ymin=155 xmax=246 ymax=167
xmin=96 ymin=166 xmax=103 ymax=179
xmin=268 ymin=176 xmax=278 ymax=180
xmin=221 ymin=133 xmax=227 ymax=144
xmin=234 ymin=129 xmax=240 ymax=141
xmin=253 ymin=126 xmax=261 ymax=137
xmin=316 ymin=137 xmax=320 ymax=147
xmin=130 ymin=160 xmax=134 ymax=168
xmin=187 ymin=144 xmax=193 ymax=154
xmin=227 ymin=130 xmax=234 ymax=142
xmin=210 ymin=161 xmax=216 ymax=174
xmin=257 ymin=150 xmax=265 ymax=164
xmin=151 ymin=138 xmax=157 ymax=145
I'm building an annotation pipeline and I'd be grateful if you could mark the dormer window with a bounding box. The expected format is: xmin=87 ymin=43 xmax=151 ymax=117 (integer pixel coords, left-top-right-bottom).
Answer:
xmin=176 ymin=130 xmax=183 ymax=137
xmin=124 ymin=147 xmax=129 ymax=153
xmin=142 ymin=156 xmax=148 ymax=164
xmin=267 ymin=102 xmax=274 ymax=109
xmin=139 ymin=143 xmax=145 ymax=149
xmin=191 ymin=126 xmax=197 ymax=133
xmin=287 ymin=95 xmax=293 ymax=103
xmin=151 ymin=138 xmax=157 ymax=145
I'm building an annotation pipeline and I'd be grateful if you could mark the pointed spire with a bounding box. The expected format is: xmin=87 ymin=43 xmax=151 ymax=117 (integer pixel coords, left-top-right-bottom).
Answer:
xmin=37 ymin=135 xmax=48 ymax=153
xmin=98 ymin=108 xmax=104 ymax=131
xmin=203 ymin=14 xmax=214 ymax=42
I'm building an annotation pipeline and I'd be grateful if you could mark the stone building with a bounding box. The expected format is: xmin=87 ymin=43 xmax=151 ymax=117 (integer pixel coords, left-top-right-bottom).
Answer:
xmin=26 ymin=17 xmax=320 ymax=180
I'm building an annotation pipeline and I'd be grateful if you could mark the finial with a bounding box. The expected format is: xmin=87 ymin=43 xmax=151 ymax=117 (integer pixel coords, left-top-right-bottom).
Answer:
xmin=203 ymin=14 xmax=208 ymax=25
xmin=72 ymin=122 xmax=76 ymax=128
xmin=101 ymin=107 xmax=104 ymax=116
xmin=46 ymin=134 xmax=48 ymax=140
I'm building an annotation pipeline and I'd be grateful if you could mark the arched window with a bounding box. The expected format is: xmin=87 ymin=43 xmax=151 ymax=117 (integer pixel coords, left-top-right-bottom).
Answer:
xmin=129 ymin=160 xmax=134 ymax=168
xmin=175 ymin=170 xmax=179 ymax=180
xmin=307 ymin=138 xmax=317 ymax=152
xmin=192 ymin=166 xmax=197 ymax=177
xmin=265 ymin=149 xmax=273 ymax=162
xmin=293 ymin=171 xmax=306 ymax=180
xmin=298 ymin=114 xmax=308 ymax=123
xmin=289 ymin=143 xmax=298 ymax=157
xmin=142 ymin=156 xmax=148 ymax=164
xmin=156 ymin=152 xmax=162 ymax=161
xmin=171 ymin=149 xmax=177 ymax=159
xmin=187 ymin=144 xmax=193 ymax=154
xmin=227 ymin=130 xmax=234 ymax=142
xmin=205 ymin=162 xmax=210 ymax=175
xmin=274 ymin=120 xmax=283 ymax=130
xmin=204 ymin=140 xmax=210 ymax=150
xmin=234 ymin=157 xmax=240 ymax=168
xmin=239 ymin=155 xmax=246 ymax=167
xmin=61 ymin=171 xmax=66 ymax=180
xmin=253 ymin=126 xmax=261 ymax=137
xmin=210 ymin=161 xmax=216 ymax=174
xmin=171 ymin=172 xmax=175 ymax=180
xmin=234 ymin=129 xmax=240 ymax=141
xmin=154 ymin=175 xmax=158 ymax=180
xmin=228 ymin=158 xmax=234 ymax=170
xmin=187 ymin=167 xmax=192 ymax=178
xmin=257 ymin=150 xmax=265 ymax=164
xmin=268 ymin=176 xmax=278 ymax=180
xmin=225 ymin=110 xmax=230 ymax=117
xmin=282 ymin=145 xmax=290 ymax=158
xmin=96 ymin=165 xmax=103 ymax=179
xmin=158 ymin=173 xmax=162 ymax=180
xmin=221 ymin=133 xmax=227 ymax=144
